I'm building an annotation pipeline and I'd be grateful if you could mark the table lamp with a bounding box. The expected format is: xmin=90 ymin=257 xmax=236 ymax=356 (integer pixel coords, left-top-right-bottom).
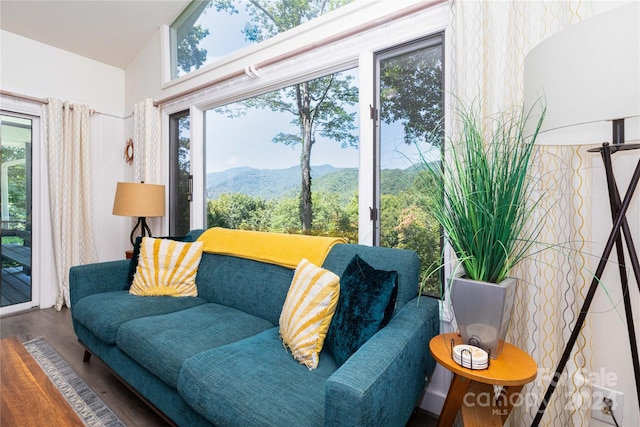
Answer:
xmin=523 ymin=3 xmax=639 ymax=424
xmin=112 ymin=182 xmax=165 ymax=246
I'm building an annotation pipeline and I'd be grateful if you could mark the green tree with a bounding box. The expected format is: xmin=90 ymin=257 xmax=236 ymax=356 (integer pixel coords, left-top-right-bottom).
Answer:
xmin=394 ymin=203 xmax=441 ymax=295
xmin=378 ymin=43 xmax=444 ymax=296
xmin=214 ymin=0 xmax=357 ymax=233
xmin=379 ymin=44 xmax=444 ymax=147
xmin=175 ymin=115 xmax=192 ymax=235
xmin=207 ymin=193 xmax=272 ymax=230
xmin=270 ymin=197 xmax=300 ymax=233
xmin=177 ymin=25 xmax=210 ymax=74
xmin=1 ymin=145 xmax=27 ymax=222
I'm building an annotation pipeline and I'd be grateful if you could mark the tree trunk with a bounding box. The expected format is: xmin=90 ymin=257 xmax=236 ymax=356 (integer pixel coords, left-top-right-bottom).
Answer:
xmin=297 ymin=82 xmax=313 ymax=233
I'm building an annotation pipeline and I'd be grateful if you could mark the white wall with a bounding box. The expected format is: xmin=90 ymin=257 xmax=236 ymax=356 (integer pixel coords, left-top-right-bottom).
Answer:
xmin=1 ymin=30 xmax=131 ymax=309
xmin=89 ymin=115 xmax=135 ymax=261
xmin=125 ymin=30 xmax=165 ymax=111
xmin=1 ymin=31 xmax=125 ymax=112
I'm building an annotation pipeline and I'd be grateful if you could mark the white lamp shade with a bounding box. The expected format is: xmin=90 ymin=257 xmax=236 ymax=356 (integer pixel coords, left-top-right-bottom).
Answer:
xmin=524 ymin=2 xmax=640 ymax=145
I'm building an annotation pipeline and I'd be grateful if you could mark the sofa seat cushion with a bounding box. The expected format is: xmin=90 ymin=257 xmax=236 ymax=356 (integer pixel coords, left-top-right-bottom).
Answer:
xmin=178 ymin=328 xmax=338 ymax=426
xmin=72 ymin=291 xmax=207 ymax=344
xmin=116 ymin=303 xmax=274 ymax=388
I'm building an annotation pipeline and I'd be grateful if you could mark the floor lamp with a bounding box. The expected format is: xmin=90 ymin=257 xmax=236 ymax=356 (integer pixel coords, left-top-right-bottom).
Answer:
xmin=112 ymin=182 xmax=165 ymax=246
xmin=523 ymin=3 xmax=640 ymax=425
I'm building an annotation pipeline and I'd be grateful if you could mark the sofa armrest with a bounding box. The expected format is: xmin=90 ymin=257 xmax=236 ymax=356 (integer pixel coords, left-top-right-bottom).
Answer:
xmin=324 ymin=296 xmax=440 ymax=426
xmin=69 ymin=260 xmax=130 ymax=306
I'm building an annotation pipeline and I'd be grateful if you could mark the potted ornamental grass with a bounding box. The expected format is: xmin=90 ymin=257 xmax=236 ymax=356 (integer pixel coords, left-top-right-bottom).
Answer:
xmin=415 ymin=101 xmax=546 ymax=358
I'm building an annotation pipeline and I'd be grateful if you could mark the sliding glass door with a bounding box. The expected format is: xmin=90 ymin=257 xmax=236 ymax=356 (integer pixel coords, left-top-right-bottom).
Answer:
xmin=1 ymin=113 xmax=35 ymax=310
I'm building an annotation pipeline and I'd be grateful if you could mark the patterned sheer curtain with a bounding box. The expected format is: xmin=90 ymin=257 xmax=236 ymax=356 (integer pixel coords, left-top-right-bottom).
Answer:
xmin=43 ymin=98 xmax=97 ymax=310
xmin=449 ymin=1 xmax=596 ymax=425
xmin=132 ymin=98 xmax=162 ymax=236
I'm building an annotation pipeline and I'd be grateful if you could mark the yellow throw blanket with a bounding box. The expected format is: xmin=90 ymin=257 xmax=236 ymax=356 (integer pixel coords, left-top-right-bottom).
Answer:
xmin=197 ymin=227 xmax=346 ymax=269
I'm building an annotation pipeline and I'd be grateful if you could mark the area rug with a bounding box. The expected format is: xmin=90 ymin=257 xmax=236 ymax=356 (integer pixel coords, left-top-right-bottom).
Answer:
xmin=23 ymin=337 xmax=125 ymax=427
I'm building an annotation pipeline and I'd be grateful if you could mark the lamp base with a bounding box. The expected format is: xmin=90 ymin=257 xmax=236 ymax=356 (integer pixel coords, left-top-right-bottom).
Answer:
xmin=532 ymin=143 xmax=640 ymax=425
xmin=130 ymin=217 xmax=152 ymax=247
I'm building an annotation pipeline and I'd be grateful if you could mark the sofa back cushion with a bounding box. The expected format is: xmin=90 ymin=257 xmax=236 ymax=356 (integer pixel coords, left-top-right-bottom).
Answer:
xmin=195 ymin=253 xmax=294 ymax=325
xmin=322 ymin=244 xmax=420 ymax=311
xmin=193 ymin=237 xmax=420 ymax=325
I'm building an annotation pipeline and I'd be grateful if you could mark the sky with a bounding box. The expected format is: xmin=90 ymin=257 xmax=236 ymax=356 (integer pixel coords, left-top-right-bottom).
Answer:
xmin=204 ymin=100 xmax=435 ymax=174
xmin=197 ymin=3 xmax=253 ymax=62
xmin=205 ymin=105 xmax=361 ymax=173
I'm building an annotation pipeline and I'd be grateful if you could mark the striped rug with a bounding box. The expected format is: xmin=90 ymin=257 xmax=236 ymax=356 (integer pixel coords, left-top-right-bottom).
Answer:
xmin=23 ymin=337 xmax=124 ymax=427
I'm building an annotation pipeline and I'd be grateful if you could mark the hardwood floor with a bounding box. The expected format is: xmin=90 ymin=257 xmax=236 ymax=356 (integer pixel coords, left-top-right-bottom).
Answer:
xmin=0 ymin=307 xmax=438 ymax=427
xmin=0 ymin=308 xmax=168 ymax=426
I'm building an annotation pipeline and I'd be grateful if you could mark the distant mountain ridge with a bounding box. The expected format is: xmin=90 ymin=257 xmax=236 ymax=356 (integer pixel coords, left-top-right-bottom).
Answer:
xmin=207 ymin=165 xmax=345 ymax=200
xmin=206 ymin=164 xmax=419 ymax=202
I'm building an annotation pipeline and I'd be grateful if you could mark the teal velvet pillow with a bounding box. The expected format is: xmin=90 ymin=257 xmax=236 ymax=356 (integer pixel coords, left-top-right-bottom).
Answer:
xmin=325 ymin=254 xmax=398 ymax=366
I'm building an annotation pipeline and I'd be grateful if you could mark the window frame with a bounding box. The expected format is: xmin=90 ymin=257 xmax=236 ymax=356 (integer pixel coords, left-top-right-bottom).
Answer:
xmin=0 ymin=100 xmax=47 ymax=316
xmin=168 ymin=0 xmax=212 ymax=81
xmin=160 ymin=2 xmax=451 ymax=242
xmin=168 ymin=109 xmax=191 ymax=235
xmin=373 ymin=33 xmax=445 ymax=246
xmin=161 ymin=1 xmax=449 ymax=88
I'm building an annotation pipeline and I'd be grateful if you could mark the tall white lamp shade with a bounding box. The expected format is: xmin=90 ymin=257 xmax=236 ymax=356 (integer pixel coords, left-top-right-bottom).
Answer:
xmin=524 ymin=2 xmax=639 ymax=146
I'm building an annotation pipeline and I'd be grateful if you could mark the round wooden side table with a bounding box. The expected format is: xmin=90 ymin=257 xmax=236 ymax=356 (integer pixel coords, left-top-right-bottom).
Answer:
xmin=429 ymin=333 xmax=537 ymax=427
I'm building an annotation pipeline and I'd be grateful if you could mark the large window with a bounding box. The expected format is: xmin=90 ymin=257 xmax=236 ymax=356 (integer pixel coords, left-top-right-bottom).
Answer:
xmin=376 ymin=35 xmax=444 ymax=296
xmin=204 ymin=69 xmax=359 ymax=239
xmin=166 ymin=3 xmax=447 ymax=297
xmin=170 ymin=0 xmax=356 ymax=80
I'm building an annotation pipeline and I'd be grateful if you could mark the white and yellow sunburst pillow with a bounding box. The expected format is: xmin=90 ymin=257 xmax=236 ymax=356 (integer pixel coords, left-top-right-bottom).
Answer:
xmin=279 ymin=258 xmax=340 ymax=370
xmin=130 ymin=237 xmax=204 ymax=297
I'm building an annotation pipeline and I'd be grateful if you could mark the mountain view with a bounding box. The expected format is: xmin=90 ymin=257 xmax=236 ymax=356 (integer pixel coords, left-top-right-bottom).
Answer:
xmin=206 ymin=164 xmax=419 ymax=202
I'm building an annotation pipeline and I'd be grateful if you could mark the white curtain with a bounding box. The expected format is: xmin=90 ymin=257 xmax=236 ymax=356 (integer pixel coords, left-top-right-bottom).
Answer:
xmin=44 ymin=98 xmax=97 ymax=310
xmin=450 ymin=1 xmax=596 ymax=425
xmin=132 ymin=98 xmax=162 ymax=236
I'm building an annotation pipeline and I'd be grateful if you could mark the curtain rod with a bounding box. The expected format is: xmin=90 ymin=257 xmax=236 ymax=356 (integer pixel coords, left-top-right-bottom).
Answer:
xmin=154 ymin=0 xmax=447 ymax=107
xmin=0 ymin=89 xmax=49 ymax=104
xmin=0 ymin=89 xmax=132 ymax=119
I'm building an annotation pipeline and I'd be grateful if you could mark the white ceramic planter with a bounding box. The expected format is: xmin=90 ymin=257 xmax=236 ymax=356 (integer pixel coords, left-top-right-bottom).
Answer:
xmin=450 ymin=276 xmax=517 ymax=359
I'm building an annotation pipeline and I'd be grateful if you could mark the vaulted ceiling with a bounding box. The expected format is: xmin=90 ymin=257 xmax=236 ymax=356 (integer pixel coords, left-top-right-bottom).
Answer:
xmin=0 ymin=0 xmax=189 ymax=69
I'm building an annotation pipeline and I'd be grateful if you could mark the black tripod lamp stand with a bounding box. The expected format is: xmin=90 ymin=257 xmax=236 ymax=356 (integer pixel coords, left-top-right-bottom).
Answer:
xmin=523 ymin=3 xmax=640 ymax=425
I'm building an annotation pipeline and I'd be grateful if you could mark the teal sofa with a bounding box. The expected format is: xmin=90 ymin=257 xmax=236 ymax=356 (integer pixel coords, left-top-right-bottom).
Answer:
xmin=70 ymin=229 xmax=440 ymax=426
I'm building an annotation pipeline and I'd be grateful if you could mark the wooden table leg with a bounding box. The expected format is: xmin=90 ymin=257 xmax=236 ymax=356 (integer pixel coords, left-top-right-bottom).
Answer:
xmin=459 ymin=382 xmax=525 ymax=426
xmin=497 ymin=384 xmax=524 ymax=423
xmin=437 ymin=373 xmax=471 ymax=427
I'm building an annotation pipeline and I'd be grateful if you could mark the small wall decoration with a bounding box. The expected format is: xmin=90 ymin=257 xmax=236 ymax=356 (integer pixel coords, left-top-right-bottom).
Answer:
xmin=124 ymin=138 xmax=134 ymax=165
